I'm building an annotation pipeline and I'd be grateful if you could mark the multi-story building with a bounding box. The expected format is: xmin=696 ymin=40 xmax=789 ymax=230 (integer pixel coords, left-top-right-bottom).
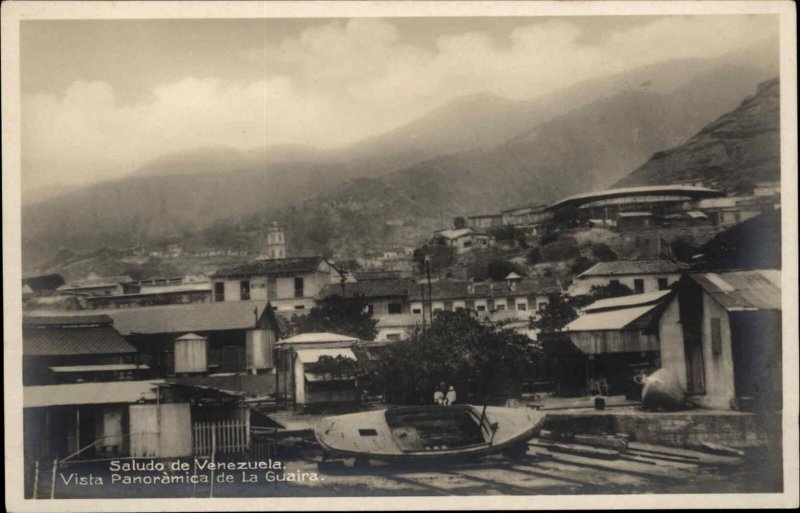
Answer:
xmin=211 ymin=256 xmax=346 ymax=311
xmin=568 ymin=260 xmax=689 ymax=296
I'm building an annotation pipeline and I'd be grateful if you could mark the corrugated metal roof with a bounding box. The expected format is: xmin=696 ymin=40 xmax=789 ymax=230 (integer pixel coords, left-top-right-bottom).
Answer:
xmin=617 ymin=212 xmax=653 ymax=217
xmin=212 ymin=256 xmax=327 ymax=278
xmin=295 ymin=348 xmax=356 ymax=364
xmin=24 ymin=380 xmax=163 ymax=408
xmin=564 ymin=304 xmax=660 ymax=332
xmin=584 ymin=290 xmax=672 ymax=313
xmin=23 ymin=325 xmax=138 ymax=356
xmin=317 ymin=279 xmax=413 ymax=300
xmin=689 ymin=270 xmax=781 ymax=311
xmin=82 ymin=300 xmax=272 ymax=335
xmin=578 ymin=260 xmax=689 ymax=278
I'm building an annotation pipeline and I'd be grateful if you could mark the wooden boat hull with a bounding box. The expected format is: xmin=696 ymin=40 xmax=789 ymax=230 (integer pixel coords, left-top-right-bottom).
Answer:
xmin=314 ymin=405 xmax=546 ymax=462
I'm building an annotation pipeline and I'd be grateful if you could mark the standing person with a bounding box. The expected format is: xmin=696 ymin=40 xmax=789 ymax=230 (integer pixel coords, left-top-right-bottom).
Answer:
xmin=446 ymin=386 xmax=457 ymax=406
xmin=433 ymin=388 xmax=444 ymax=405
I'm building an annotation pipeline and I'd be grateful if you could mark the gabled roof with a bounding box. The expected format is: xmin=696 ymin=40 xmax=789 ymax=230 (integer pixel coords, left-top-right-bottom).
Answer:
xmin=23 ymin=315 xmax=138 ymax=357
xmin=212 ymin=256 xmax=332 ymax=278
xmin=687 ymin=270 xmax=781 ymax=311
xmin=317 ymin=279 xmax=413 ymax=300
xmin=577 ymin=260 xmax=689 ymax=278
xmin=62 ymin=301 xmax=276 ymax=336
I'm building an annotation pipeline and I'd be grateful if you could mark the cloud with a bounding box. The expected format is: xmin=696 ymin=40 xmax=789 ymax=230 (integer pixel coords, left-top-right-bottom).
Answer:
xmin=22 ymin=15 xmax=777 ymax=193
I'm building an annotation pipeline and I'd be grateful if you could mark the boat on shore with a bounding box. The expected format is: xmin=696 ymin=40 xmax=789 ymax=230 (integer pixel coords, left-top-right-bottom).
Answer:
xmin=314 ymin=404 xmax=546 ymax=463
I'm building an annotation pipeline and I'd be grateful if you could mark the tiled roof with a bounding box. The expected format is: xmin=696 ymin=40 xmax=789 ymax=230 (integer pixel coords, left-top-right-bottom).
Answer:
xmin=409 ymin=277 xmax=561 ymax=301
xmin=688 ymin=270 xmax=781 ymax=311
xmin=577 ymin=260 xmax=689 ymax=278
xmin=64 ymin=300 xmax=274 ymax=335
xmin=23 ymin=324 xmax=138 ymax=356
xmin=317 ymin=279 xmax=414 ymax=299
xmin=23 ymin=315 xmax=112 ymax=327
xmin=212 ymin=256 xmax=328 ymax=278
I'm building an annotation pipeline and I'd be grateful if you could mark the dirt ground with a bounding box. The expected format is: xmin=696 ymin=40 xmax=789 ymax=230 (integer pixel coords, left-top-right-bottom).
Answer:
xmin=36 ymin=439 xmax=782 ymax=499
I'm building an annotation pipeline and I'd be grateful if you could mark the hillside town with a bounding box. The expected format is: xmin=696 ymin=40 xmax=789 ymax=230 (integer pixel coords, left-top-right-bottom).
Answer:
xmin=11 ymin=11 xmax=789 ymax=503
xmin=20 ymin=174 xmax=784 ymax=497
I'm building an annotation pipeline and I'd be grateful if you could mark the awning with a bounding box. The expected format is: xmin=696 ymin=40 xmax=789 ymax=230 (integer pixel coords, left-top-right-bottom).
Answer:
xmin=304 ymin=372 xmax=356 ymax=383
xmin=24 ymin=380 xmax=163 ymax=408
xmin=295 ymin=347 xmax=356 ymax=364
xmin=48 ymin=364 xmax=150 ymax=373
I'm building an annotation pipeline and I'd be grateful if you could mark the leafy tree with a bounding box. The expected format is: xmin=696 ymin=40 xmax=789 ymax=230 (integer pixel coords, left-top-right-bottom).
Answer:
xmin=487 ymin=259 xmax=520 ymax=280
xmin=376 ymin=310 xmax=541 ymax=404
xmin=530 ymin=293 xmax=579 ymax=334
xmin=527 ymin=247 xmax=541 ymax=264
xmin=293 ymin=293 xmax=378 ymax=341
xmin=591 ymin=243 xmax=618 ymax=262
xmin=569 ymin=255 xmax=595 ymax=275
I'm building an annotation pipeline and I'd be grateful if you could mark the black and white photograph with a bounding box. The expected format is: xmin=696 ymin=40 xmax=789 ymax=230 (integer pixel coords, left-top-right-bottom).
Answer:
xmin=2 ymin=1 xmax=797 ymax=511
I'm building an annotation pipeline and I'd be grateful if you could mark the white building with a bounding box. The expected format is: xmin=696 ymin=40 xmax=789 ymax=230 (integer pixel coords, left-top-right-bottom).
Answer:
xmin=568 ymin=260 xmax=689 ymax=296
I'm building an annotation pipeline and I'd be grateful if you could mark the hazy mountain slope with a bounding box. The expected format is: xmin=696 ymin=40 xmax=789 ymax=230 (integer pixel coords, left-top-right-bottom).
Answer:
xmin=21 ymin=42 xmax=779 ymax=267
xmin=614 ymin=77 xmax=780 ymax=193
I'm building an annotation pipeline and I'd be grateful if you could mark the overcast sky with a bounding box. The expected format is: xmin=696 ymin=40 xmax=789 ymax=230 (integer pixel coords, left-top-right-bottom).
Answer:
xmin=21 ymin=15 xmax=777 ymax=194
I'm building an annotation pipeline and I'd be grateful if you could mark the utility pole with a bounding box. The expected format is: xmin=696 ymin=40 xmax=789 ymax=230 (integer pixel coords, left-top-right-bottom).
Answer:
xmin=425 ymin=256 xmax=433 ymax=323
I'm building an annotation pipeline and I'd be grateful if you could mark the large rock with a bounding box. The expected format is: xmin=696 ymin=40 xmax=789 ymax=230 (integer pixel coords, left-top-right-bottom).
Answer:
xmin=642 ymin=369 xmax=686 ymax=411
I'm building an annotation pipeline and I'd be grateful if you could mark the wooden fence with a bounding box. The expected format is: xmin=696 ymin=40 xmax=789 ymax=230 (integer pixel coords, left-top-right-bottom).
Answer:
xmin=192 ymin=419 xmax=250 ymax=456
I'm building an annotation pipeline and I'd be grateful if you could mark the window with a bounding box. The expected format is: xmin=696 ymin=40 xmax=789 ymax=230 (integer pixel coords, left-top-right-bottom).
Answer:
xmin=267 ymin=277 xmax=277 ymax=299
xmin=433 ymin=308 xmax=442 ymax=314
xmin=388 ymin=303 xmax=402 ymax=314
xmin=365 ymin=304 xmax=374 ymax=316
xmin=386 ymin=334 xmax=401 ymax=342
xmin=412 ymin=308 xmax=422 ymax=314
xmin=294 ymin=305 xmax=305 ymax=310
xmin=476 ymin=305 xmax=486 ymax=312
xmin=539 ymin=301 xmax=548 ymax=311
xmin=711 ymin=318 xmax=722 ymax=355
xmin=294 ymin=277 xmax=304 ymax=298
xmin=497 ymin=304 xmax=506 ymax=311
xmin=443 ymin=301 xmax=453 ymax=312
xmin=214 ymin=282 xmax=225 ymax=302
xmin=634 ymin=279 xmax=645 ymax=294
xmin=658 ymin=278 xmax=669 ymax=290
xmin=517 ymin=302 xmax=527 ymax=311
xmin=240 ymin=280 xmax=251 ymax=300
xmin=465 ymin=300 xmax=475 ymax=311
xmin=463 ymin=241 xmax=472 ymax=248
xmin=487 ymin=299 xmax=495 ymax=311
